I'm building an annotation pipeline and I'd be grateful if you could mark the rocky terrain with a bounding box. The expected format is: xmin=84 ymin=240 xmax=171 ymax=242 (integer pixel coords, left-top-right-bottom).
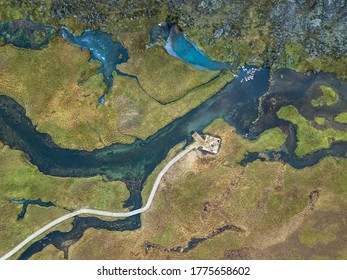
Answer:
xmin=1 ymin=0 xmax=346 ymax=77
xmin=169 ymin=0 xmax=347 ymax=57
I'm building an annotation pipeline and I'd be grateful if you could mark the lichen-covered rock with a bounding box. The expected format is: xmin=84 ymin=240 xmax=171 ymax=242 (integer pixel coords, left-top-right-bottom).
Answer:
xmin=0 ymin=0 xmax=346 ymax=76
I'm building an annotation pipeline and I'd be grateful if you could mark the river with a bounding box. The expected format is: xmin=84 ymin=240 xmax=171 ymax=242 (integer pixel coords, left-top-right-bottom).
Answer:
xmin=0 ymin=19 xmax=346 ymax=259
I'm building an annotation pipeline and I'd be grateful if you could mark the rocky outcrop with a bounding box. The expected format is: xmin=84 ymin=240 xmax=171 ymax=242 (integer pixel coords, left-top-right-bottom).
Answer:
xmin=168 ymin=0 xmax=346 ymax=59
xmin=0 ymin=0 xmax=346 ymax=74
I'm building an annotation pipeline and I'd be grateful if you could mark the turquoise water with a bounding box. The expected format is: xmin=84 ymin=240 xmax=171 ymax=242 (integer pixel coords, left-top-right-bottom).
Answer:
xmin=165 ymin=27 xmax=232 ymax=71
xmin=59 ymin=27 xmax=129 ymax=93
xmin=150 ymin=22 xmax=231 ymax=71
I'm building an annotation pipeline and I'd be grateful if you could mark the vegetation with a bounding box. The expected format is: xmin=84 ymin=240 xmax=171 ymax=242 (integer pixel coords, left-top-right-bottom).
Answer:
xmin=112 ymin=72 xmax=233 ymax=140
xmin=118 ymin=44 xmax=219 ymax=104
xmin=334 ymin=112 xmax=347 ymax=124
xmin=311 ymin=85 xmax=339 ymax=107
xmin=284 ymin=43 xmax=347 ymax=80
xmin=30 ymin=245 xmax=65 ymax=260
xmin=314 ymin=117 xmax=327 ymax=126
xmin=0 ymin=143 xmax=129 ymax=257
xmin=1 ymin=0 xmax=346 ymax=81
xmin=141 ymin=141 xmax=187 ymax=204
xmin=298 ymin=221 xmax=337 ymax=247
xmin=277 ymin=105 xmax=347 ymax=157
xmin=0 ymin=36 xmax=233 ymax=150
xmin=0 ymin=37 xmax=135 ymax=150
xmin=65 ymin=120 xmax=347 ymax=260
xmin=0 ymin=1 xmax=346 ymax=261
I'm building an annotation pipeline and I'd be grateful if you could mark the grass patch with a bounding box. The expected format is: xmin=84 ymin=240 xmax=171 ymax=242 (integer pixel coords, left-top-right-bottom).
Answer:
xmin=285 ymin=43 xmax=347 ymax=80
xmin=0 ymin=34 xmax=232 ymax=150
xmin=334 ymin=112 xmax=347 ymax=124
xmin=0 ymin=144 xmax=129 ymax=257
xmin=277 ymin=105 xmax=347 ymax=157
xmin=141 ymin=142 xmax=187 ymax=204
xmin=0 ymin=37 xmax=136 ymax=150
xmin=112 ymin=72 xmax=233 ymax=140
xmin=119 ymin=44 xmax=218 ymax=104
xmin=42 ymin=120 xmax=347 ymax=260
xmin=314 ymin=117 xmax=327 ymax=125
xmin=298 ymin=222 xmax=337 ymax=247
xmin=204 ymin=118 xmax=286 ymax=164
xmin=311 ymin=85 xmax=339 ymax=107
xmin=29 ymin=245 xmax=65 ymax=260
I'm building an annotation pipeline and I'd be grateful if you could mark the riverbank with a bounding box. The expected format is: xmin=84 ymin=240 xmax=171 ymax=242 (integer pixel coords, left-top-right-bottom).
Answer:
xmin=64 ymin=120 xmax=347 ymax=259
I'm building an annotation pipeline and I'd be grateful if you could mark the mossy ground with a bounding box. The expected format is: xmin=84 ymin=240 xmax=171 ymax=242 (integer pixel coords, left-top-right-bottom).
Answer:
xmin=311 ymin=85 xmax=339 ymax=107
xmin=1 ymin=0 xmax=346 ymax=80
xmin=141 ymin=141 xmax=187 ymax=204
xmin=277 ymin=105 xmax=347 ymax=157
xmin=118 ymin=44 xmax=219 ymax=104
xmin=0 ymin=35 xmax=232 ymax=150
xmin=112 ymin=71 xmax=233 ymax=140
xmin=61 ymin=120 xmax=347 ymax=260
xmin=314 ymin=117 xmax=327 ymax=126
xmin=0 ymin=143 xmax=129 ymax=257
xmin=285 ymin=43 xmax=347 ymax=80
xmin=334 ymin=112 xmax=347 ymax=124
xmin=0 ymin=36 xmax=135 ymax=150
xmin=29 ymin=245 xmax=65 ymax=260
xmin=0 ymin=1 xmax=346 ymax=260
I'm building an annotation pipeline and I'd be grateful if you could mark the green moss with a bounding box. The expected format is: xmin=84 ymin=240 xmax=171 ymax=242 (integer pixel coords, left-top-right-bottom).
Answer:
xmin=0 ymin=30 xmax=233 ymax=150
xmin=248 ymin=128 xmax=286 ymax=152
xmin=0 ymin=145 xmax=129 ymax=211
xmin=334 ymin=112 xmax=347 ymax=124
xmin=0 ymin=37 xmax=136 ymax=150
xmin=118 ymin=44 xmax=218 ymax=104
xmin=284 ymin=43 xmax=347 ymax=80
xmin=277 ymin=105 xmax=347 ymax=157
xmin=112 ymin=72 xmax=233 ymax=141
xmin=298 ymin=222 xmax=337 ymax=247
xmin=0 ymin=144 xmax=130 ymax=257
xmin=0 ymin=4 xmax=26 ymax=22
xmin=311 ymin=85 xmax=339 ymax=107
xmin=44 ymin=119 xmax=347 ymax=259
xmin=278 ymin=43 xmax=347 ymax=79
xmin=30 ymin=245 xmax=65 ymax=260
xmin=269 ymin=195 xmax=280 ymax=208
xmin=314 ymin=117 xmax=327 ymax=125
xmin=204 ymin=118 xmax=286 ymax=164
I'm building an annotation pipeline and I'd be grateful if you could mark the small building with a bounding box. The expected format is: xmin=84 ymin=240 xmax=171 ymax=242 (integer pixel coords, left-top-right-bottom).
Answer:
xmin=192 ymin=132 xmax=221 ymax=154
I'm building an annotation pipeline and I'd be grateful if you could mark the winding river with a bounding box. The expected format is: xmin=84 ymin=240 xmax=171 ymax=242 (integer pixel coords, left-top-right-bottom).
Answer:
xmin=0 ymin=20 xmax=346 ymax=259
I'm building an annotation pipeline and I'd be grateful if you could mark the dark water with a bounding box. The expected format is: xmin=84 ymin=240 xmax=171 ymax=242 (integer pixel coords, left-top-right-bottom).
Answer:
xmin=146 ymin=224 xmax=244 ymax=254
xmin=0 ymin=66 xmax=269 ymax=208
xmin=1 ymin=20 xmax=346 ymax=258
xmin=242 ymin=69 xmax=347 ymax=166
xmin=18 ymin=215 xmax=141 ymax=260
xmin=1 ymin=67 xmax=346 ymax=259
xmin=10 ymin=198 xmax=55 ymax=220
xmin=0 ymin=19 xmax=56 ymax=49
xmin=59 ymin=27 xmax=129 ymax=95
xmin=0 ymin=66 xmax=270 ymax=258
